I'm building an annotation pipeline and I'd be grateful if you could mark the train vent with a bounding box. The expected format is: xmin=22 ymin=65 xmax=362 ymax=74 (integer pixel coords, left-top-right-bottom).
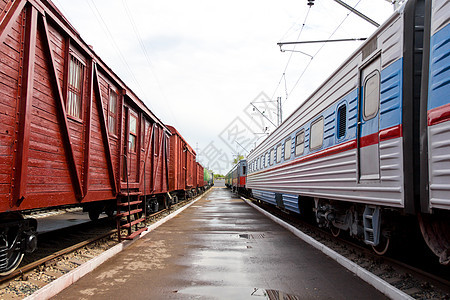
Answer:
xmin=337 ymin=105 xmax=347 ymax=139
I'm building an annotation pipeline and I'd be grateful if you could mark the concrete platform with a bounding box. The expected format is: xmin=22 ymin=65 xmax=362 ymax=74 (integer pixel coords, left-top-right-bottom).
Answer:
xmin=53 ymin=188 xmax=386 ymax=299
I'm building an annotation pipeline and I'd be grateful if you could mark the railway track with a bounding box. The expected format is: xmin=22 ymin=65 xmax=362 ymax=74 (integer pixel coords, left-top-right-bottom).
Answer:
xmin=244 ymin=196 xmax=450 ymax=300
xmin=0 ymin=193 xmax=206 ymax=299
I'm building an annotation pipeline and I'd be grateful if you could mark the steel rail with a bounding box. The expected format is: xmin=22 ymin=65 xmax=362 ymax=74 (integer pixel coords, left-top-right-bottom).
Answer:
xmin=0 ymin=229 xmax=117 ymax=284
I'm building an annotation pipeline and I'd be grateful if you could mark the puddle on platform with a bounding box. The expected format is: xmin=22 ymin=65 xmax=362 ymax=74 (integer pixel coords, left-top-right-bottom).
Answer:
xmin=176 ymin=287 xmax=300 ymax=300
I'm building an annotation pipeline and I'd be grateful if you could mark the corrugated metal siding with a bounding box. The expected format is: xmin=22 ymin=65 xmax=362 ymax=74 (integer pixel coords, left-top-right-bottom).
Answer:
xmin=253 ymin=190 xmax=276 ymax=206
xmin=282 ymin=194 xmax=299 ymax=213
xmin=428 ymin=2 xmax=450 ymax=210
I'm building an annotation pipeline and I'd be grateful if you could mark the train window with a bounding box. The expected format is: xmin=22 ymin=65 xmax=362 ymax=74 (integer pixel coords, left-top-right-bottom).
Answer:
xmin=260 ymin=155 xmax=263 ymax=169
xmin=129 ymin=114 xmax=137 ymax=152
xmin=242 ymin=165 xmax=246 ymax=175
xmin=265 ymin=152 xmax=269 ymax=167
xmin=295 ymin=130 xmax=305 ymax=156
xmin=310 ymin=117 xmax=324 ymax=150
xmin=363 ymin=71 xmax=380 ymax=120
xmin=67 ymin=55 xmax=85 ymax=119
xmin=270 ymin=149 xmax=274 ymax=165
xmin=284 ymin=137 xmax=291 ymax=160
xmin=108 ymin=89 xmax=118 ymax=134
xmin=276 ymin=144 xmax=282 ymax=163
xmin=337 ymin=104 xmax=346 ymax=139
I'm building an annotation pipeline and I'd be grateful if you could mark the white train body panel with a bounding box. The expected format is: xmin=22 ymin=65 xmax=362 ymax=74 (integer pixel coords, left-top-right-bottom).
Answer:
xmin=426 ymin=0 xmax=450 ymax=210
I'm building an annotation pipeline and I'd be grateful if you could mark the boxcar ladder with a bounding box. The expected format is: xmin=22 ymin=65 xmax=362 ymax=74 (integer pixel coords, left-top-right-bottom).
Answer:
xmin=116 ymin=154 xmax=147 ymax=241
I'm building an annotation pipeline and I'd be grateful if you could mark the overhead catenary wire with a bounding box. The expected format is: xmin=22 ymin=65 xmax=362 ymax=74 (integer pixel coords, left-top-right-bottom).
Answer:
xmin=85 ymin=0 xmax=148 ymax=100
xmin=120 ymin=0 xmax=180 ymax=128
xmin=270 ymin=6 xmax=312 ymax=103
xmin=283 ymin=0 xmax=364 ymax=106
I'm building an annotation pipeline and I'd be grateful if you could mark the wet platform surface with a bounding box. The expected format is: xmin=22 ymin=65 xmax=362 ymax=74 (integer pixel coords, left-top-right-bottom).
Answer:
xmin=54 ymin=188 xmax=386 ymax=299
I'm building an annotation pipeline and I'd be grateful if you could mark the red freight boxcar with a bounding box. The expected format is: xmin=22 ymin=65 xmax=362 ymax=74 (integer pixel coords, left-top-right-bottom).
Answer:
xmin=0 ymin=0 xmax=172 ymax=274
xmin=195 ymin=162 xmax=205 ymax=194
xmin=166 ymin=125 xmax=197 ymax=201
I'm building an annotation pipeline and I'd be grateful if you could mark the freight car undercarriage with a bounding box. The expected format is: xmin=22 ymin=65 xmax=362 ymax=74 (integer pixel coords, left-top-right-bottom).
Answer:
xmin=0 ymin=215 xmax=37 ymax=275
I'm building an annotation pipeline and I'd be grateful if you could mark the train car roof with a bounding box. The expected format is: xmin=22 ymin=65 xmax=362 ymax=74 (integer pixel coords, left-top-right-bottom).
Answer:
xmin=166 ymin=125 xmax=196 ymax=155
xmin=42 ymin=0 xmax=170 ymax=133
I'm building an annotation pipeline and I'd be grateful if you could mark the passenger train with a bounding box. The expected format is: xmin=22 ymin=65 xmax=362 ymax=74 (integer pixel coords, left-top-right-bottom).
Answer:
xmin=229 ymin=0 xmax=449 ymax=264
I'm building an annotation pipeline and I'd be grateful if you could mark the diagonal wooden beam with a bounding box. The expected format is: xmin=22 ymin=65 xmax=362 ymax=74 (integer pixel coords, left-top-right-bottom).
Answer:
xmin=93 ymin=63 xmax=118 ymax=195
xmin=152 ymin=128 xmax=164 ymax=193
xmin=41 ymin=14 xmax=83 ymax=200
xmin=13 ymin=5 xmax=38 ymax=206
xmin=82 ymin=59 xmax=94 ymax=197
xmin=139 ymin=122 xmax=155 ymax=184
xmin=0 ymin=0 xmax=27 ymax=46
xmin=164 ymin=133 xmax=169 ymax=192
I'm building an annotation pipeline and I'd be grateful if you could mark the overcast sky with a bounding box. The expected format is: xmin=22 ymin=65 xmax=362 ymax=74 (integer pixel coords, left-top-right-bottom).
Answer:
xmin=53 ymin=0 xmax=396 ymax=174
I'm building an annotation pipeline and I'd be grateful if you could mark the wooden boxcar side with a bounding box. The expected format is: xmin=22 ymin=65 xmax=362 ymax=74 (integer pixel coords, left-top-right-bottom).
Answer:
xmin=0 ymin=0 xmax=174 ymax=273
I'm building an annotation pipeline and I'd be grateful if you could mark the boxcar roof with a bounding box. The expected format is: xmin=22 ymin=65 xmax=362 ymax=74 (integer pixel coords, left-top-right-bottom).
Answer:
xmin=43 ymin=0 xmax=169 ymax=132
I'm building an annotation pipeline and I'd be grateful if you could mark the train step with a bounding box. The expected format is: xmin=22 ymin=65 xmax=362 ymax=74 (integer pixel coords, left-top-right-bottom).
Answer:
xmin=117 ymin=200 xmax=142 ymax=206
xmin=123 ymin=227 xmax=147 ymax=240
xmin=119 ymin=191 xmax=142 ymax=197
xmin=121 ymin=217 xmax=146 ymax=229
xmin=363 ymin=206 xmax=380 ymax=246
xmin=116 ymin=208 xmax=142 ymax=218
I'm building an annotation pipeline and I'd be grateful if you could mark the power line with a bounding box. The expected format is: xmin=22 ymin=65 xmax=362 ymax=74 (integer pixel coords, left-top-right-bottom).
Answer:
xmin=120 ymin=0 xmax=180 ymax=128
xmin=283 ymin=0 xmax=364 ymax=105
xmin=270 ymin=6 xmax=312 ymax=103
xmin=85 ymin=0 xmax=147 ymax=99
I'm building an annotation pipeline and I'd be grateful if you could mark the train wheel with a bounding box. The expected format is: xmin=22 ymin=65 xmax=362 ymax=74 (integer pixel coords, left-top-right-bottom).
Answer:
xmin=88 ymin=209 xmax=100 ymax=221
xmin=418 ymin=213 xmax=450 ymax=265
xmin=0 ymin=215 xmax=25 ymax=276
xmin=372 ymin=235 xmax=390 ymax=256
xmin=173 ymin=196 xmax=178 ymax=204
xmin=330 ymin=226 xmax=340 ymax=238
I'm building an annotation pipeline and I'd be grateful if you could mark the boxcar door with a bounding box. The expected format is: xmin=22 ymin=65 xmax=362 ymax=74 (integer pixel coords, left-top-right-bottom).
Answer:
xmin=123 ymin=107 xmax=139 ymax=184
xmin=358 ymin=57 xmax=381 ymax=181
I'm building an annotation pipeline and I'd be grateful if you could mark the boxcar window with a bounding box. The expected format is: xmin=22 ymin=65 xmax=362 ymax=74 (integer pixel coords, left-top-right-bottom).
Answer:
xmin=67 ymin=55 xmax=84 ymax=119
xmin=337 ymin=104 xmax=346 ymax=139
xmin=276 ymin=144 xmax=282 ymax=163
xmin=108 ymin=89 xmax=118 ymax=134
xmin=270 ymin=149 xmax=274 ymax=165
xmin=295 ymin=130 xmax=305 ymax=156
xmin=284 ymin=138 xmax=292 ymax=160
xmin=363 ymin=71 xmax=380 ymax=120
xmin=129 ymin=114 xmax=137 ymax=152
xmin=310 ymin=117 xmax=324 ymax=150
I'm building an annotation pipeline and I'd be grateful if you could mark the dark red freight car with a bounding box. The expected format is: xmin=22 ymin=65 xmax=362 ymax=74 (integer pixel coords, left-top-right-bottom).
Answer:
xmin=167 ymin=125 xmax=199 ymax=201
xmin=0 ymin=0 xmax=173 ymax=274
xmin=195 ymin=162 xmax=205 ymax=194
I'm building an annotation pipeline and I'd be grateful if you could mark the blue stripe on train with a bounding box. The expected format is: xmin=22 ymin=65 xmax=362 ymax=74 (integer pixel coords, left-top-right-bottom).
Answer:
xmin=253 ymin=190 xmax=300 ymax=214
xmin=282 ymin=194 xmax=300 ymax=214
xmin=428 ymin=23 xmax=450 ymax=111
xmin=252 ymin=190 xmax=276 ymax=206
xmin=380 ymin=58 xmax=403 ymax=130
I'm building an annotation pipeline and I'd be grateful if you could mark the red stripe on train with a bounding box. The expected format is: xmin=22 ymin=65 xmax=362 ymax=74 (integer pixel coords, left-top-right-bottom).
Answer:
xmin=250 ymin=124 xmax=402 ymax=176
xmin=428 ymin=103 xmax=450 ymax=126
